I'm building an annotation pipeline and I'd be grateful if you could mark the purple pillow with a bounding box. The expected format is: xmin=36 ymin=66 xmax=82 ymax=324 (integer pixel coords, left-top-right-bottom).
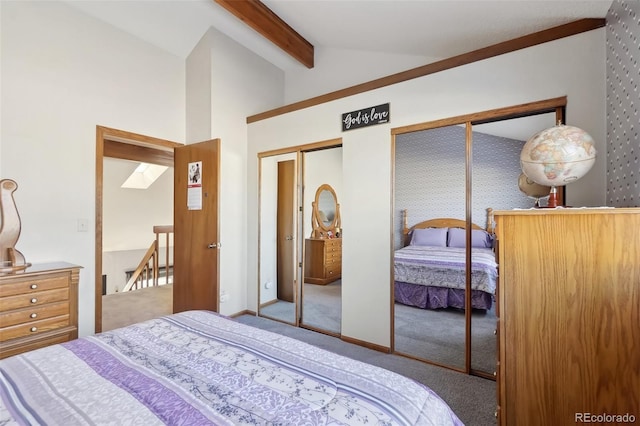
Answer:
xmin=410 ymin=228 xmax=448 ymax=247
xmin=447 ymin=227 xmax=493 ymax=248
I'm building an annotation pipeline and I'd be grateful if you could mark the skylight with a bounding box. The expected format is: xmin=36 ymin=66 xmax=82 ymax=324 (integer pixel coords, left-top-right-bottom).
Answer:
xmin=121 ymin=162 xmax=168 ymax=189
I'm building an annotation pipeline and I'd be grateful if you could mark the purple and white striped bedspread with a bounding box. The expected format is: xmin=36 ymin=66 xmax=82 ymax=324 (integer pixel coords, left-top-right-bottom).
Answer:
xmin=394 ymin=246 xmax=497 ymax=294
xmin=0 ymin=310 xmax=463 ymax=425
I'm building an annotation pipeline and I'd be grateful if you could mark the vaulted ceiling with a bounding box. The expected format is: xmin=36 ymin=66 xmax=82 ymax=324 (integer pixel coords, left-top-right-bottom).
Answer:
xmin=64 ymin=0 xmax=613 ymax=71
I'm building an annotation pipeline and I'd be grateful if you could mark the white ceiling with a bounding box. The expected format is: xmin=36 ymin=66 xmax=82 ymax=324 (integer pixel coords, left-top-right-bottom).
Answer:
xmin=65 ymin=0 xmax=613 ymax=72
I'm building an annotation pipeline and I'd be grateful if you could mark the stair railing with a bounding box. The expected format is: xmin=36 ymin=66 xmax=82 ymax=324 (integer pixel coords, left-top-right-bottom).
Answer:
xmin=122 ymin=225 xmax=173 ymax=292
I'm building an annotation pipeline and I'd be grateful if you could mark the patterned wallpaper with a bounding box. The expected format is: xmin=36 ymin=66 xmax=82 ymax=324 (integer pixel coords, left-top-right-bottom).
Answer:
xmin=607 ymin=0 xmax=640 ymax=207
xmin=394 ymin=126 xmax=533 ymax=248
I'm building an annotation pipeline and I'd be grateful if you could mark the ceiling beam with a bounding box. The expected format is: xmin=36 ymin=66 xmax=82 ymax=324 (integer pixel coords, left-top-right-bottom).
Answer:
xmin=214 ymin=0 xmax=314 ymax=69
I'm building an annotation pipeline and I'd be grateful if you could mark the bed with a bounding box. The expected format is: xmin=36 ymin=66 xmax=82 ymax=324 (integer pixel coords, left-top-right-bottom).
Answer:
xmin=0 ymin=310 xmax=463 ymax=425
xmin=394 ymin=210 xmax=497 ymax=310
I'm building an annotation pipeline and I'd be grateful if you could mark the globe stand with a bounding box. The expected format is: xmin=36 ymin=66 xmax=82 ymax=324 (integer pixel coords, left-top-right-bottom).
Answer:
xmin=547 ymin=186 xmax=559 ymax=208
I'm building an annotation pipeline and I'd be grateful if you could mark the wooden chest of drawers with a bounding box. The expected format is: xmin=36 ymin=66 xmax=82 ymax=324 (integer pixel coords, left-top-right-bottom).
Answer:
xmin=1 ymin=262 xmax=81 ymax=359
xmin=304 ymin=238 xmax=341 ymax=285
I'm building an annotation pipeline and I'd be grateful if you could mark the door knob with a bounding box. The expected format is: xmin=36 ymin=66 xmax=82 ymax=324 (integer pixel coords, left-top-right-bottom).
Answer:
xmin=208 ymin=243 xmax=218 ymax=249
xmin=285 ymin=235 xmax=293 ymax=241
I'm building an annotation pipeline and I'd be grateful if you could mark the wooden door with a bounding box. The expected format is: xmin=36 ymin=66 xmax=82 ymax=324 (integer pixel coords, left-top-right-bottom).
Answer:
xmin=173 ymin=139 xmax=220 ymax=313
xmin=276 ymin=160 xmax=295 ymax=302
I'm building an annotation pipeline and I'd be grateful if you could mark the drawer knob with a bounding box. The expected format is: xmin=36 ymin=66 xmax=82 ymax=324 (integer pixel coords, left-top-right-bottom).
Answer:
xmin=30 ymin=298 xmax=38 ymax=304
xmin=30 ymin=283 xmax=38 ymax=289
xmin=30 ymin=327 xmax=38 ymax=332
xmin=494 ymin=371 xmax=497 ymax=377
xmin=30 ymin=313 xmax=37 ymax=319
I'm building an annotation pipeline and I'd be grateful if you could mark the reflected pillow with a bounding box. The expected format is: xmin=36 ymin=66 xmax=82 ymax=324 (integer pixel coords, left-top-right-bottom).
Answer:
xmin=447 ymin=227 xmax=494 ymax=248
xmin=410 ymin=227 xmax=448 ymax=247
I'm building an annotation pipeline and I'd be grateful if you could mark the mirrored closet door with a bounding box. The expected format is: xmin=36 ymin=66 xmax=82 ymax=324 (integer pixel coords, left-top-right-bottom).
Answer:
xmin=393 ymin=125 xmax=467 ymax=370
xmin=469 ymin=112 xmax=557 ymax=375
xmin=392 ymin=97 xmax=566 ymax=377
xmin=301 ymin=147 xmax=343 ymax=335
xmin=258 ymin=152 xmax=299 ymax=325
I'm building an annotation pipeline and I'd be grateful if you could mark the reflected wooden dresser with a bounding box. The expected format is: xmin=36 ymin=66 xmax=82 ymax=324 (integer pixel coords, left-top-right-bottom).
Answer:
xmin=0 ymin=262 xmax=81 ymax=359
xmin=493 ymin=208 xmax=639 ymax=425
xmin=304 ymin=238 xmax=342 ymax=285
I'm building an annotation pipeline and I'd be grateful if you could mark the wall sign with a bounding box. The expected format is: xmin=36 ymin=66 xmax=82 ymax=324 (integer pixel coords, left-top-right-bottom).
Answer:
xmin=342 ymin=103 xmax=390 ymax=131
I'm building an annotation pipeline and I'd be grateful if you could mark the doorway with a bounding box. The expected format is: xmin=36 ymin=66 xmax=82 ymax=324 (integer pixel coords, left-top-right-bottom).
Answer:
xmin=95 ymin=126 xmax=182 ymax=333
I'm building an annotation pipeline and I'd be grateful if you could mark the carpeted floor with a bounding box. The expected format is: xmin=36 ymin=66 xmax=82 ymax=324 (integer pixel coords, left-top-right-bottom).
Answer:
xmin=259 ymin=280 xmax=343 ymax=334
xmin=259 ymin=280 xmax=497 ymax=374
xmin=395 ymin=303 xmax=497 ymax=373
xmin=102 ymin=284 xmax=173 ymax=331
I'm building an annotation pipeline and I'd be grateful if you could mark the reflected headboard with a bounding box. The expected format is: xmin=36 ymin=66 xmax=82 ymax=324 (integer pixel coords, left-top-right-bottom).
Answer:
xmin=401 ymin=208 xmax=494 ymax=247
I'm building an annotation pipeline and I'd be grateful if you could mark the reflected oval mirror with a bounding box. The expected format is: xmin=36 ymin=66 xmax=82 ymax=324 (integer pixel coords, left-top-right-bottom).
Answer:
xmin=312 ymin=184 xmax=340 ymax=237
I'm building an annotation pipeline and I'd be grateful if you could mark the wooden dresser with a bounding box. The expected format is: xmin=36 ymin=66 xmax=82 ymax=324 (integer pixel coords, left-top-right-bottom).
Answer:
xmin=304 ymin=238 xmax=342 ymax=285
xmin=493 ymin=208 xmax=639 ymax=425
xmin=0 ymin=262 xmax=81 ymax=359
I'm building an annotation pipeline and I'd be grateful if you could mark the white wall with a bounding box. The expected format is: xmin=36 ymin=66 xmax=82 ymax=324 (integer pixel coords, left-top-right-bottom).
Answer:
xmin=186 ymin=27 xmax=284 ymax=315
xmin=248 ymin=30 xmax=607 ymax=347
xmin=0 ymin=1 xmax=185 ymax=336
xmin=284 ymin=47 xmax=437 ymax=104
xmin=102 ymin=158 xmax=173 ymax=251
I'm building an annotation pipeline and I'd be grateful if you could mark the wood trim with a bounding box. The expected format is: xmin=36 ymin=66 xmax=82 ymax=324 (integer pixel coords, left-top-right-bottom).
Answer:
xmin=258 ymin=137 xmax=342 ymax=158
xmin=247 ymin=19 xmax=603 ymax=123
xmin=97 ymin=126 xmax=182 ymax=150
xmin=214 ymin=0 xmax=314 ymax=68
xmin=392 ymin=96 xmax=568 ymax=135
xmin=104 ymin=140 xmax=175 ymax=167
xmin=95 ymin=126 xmax=182 ymax=334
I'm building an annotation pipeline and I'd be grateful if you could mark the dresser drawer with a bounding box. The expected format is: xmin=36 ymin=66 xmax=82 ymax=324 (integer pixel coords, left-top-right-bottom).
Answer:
xmin=0 ymin=262 xmax=81 ymax=358
xmin=323 ymin=238 xmax=341 ymax=248
xmin=324 ymin=264 xmax=341 ymax=279
xmin=325 ymin=249 xmax=342 ymax=261
xmin=0 ymin=274 xmax=69 ymax=297
xmin=0 ymin=315 xmax=70 ymax=341
xmin=1 ymin=288 xmax=69 ymax=311
xmin=0 ymin=301 xmax=70 ymax=328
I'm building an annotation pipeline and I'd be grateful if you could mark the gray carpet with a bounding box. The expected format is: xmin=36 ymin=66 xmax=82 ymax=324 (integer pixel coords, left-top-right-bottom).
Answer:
xmin=260 ymin=281 xmax=497 ymax=374
xmin=301 ymin=281 xmax=341 ymax=333
xmin=259 ymin=281 xmax=342 ymax=334
xmin=236 ymin=314 xmax=496 ymax=426
xmin=394 ymin=303 xmax=497 ymax=373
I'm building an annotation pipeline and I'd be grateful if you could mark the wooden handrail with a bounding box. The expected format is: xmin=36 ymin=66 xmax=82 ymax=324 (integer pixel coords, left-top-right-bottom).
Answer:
xmin=122 ymin=226 xmax=173 ymax=292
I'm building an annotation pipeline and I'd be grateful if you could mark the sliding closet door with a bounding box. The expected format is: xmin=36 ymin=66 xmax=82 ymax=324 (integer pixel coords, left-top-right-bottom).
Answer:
xmin=258 ymin=153 xmax=298 ymax=325
xmin=301 ymin=147 xmax=343 ymax=335
xmin=394 ymin=126 xmax=467 ymax=370
xmin=469 ymin=113 xmax=556 ymax=376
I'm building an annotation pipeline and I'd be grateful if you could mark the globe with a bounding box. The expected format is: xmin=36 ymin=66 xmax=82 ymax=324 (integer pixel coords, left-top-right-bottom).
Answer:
xmin=518 ymin=172 xmax=550 ymax=198
xmin=520 ymin=124 xmax=597 ymax=187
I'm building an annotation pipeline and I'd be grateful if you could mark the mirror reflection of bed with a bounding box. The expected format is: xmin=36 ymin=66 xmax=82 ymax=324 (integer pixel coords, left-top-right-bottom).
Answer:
xmin=394 ymin=210 xmax=497 ymax=372
xmin=393 ymin=104 xmax=560 ymax=377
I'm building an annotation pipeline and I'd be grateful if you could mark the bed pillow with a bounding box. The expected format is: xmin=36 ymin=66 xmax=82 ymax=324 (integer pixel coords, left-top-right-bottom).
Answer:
xmin=410 ymin=227 xmax=448 ymax=247
xmin=447 ymin=227 xmax=494 ymax=248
